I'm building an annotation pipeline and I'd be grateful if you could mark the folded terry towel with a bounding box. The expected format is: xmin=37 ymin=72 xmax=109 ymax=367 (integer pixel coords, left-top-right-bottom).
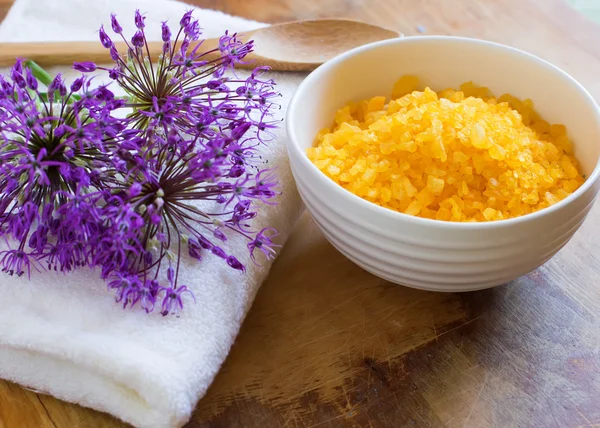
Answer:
xmin=0 ymin=0 xmax=304 ymax=427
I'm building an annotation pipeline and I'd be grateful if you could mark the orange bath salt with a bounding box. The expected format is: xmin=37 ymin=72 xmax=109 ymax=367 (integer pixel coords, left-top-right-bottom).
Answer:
xmin=307 ymin=76 xmax=585 ymax=222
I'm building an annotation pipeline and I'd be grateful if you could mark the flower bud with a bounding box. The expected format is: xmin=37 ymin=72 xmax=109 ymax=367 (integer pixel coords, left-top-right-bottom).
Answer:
xmin=180 ymin=10 xmax=193 ymax=27
xmin=131 ymin=31 xmax=144 ymax=48
xmin=111 ymin=13 xmax=123 ymax=34
xmin=25 ymin=68 xmax=38 ymax=90
xmin=134 ymin=10 xmax=145 ymax=29
xmin=161 ymin=21 xmax=171 ymax=42
xmin=73 ymin=62 xmax=97 ymax=73
xmin=226 ymin=256 xmax=245 ymax=272
xmin=99 ymin=25 xmax=113 ymax=49
xmin=70 ymin=76 xmax=85 ymax=92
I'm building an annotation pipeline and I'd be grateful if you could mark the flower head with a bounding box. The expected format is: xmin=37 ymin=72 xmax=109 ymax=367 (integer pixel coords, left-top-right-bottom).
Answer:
xmin=0 ymin=10 xmax=282 ymax=316
xmin=93 ymin=127 xmax=280 ymax=314
xmin=78 ymin=11 xmax=280 ymax=138
xmin=0 ymin=61 xmax=125 ymax=275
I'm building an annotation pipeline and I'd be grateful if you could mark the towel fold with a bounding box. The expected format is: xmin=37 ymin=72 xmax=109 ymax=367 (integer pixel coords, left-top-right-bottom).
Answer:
xmin=0 ymin=0 xmax=304 ymax=427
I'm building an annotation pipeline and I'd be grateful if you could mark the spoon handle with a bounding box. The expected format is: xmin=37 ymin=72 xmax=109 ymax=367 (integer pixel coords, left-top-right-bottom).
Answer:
xmin=0 ymin=38 xmax=261 ymax=70
xmin=0 ymin=19 xmax=400 ymax=72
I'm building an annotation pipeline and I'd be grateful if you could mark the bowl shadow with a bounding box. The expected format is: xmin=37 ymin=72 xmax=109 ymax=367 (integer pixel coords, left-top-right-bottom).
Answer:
xmin=193 ymin=213 xmax=509 ymax=426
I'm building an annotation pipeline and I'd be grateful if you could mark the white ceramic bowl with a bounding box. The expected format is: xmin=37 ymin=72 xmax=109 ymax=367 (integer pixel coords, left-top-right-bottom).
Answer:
xmin=286 ymin=36 xmax=600 ymax=292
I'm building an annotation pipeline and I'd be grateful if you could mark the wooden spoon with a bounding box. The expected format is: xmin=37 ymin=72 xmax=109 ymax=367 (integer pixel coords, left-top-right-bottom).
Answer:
xmin=0 ymin=19 xmax=401 ymax=71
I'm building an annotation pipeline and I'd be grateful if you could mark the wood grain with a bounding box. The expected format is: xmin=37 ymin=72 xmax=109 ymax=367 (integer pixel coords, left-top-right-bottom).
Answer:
xmin=0 ymin=20 xmax=399 ymax=71
xmin=1 ymin=0 xmax=600 ymax=427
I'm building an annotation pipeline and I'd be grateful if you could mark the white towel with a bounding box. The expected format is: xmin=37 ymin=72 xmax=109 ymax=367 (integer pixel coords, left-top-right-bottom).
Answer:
xmin=0 ymin=1 xmax=304 ymax=427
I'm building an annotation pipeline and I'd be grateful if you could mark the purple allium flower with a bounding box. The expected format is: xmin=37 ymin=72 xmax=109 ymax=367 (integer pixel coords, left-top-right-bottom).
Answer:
xmin=81 ymin=11 xmax=280 ymax=139
xmin=218 ymin=30 xmax=255 ymax=68
xmin=81 ymin=13 xmax=281 ymax=316
xmin=0 ymin=10 xmax=281 ymax=317
xmin=0 ymin=249 xmax=34 ymax=278
xmin=85 ymin=14 xmax=280 ymax=315
xmin=0 ymin=61 xmax=125 ymax=276
xmin=92 ymin=126 xmax=280 ymax=315
xmin=160 ymin=284 xmax=194 ymax=316
xmin=248 ymin=227 xmax=279 ymax=262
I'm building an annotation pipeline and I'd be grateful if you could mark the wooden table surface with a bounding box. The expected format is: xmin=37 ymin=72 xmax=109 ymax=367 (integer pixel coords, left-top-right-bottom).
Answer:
xmin=2 ymin=0 xmax=600 ymax=427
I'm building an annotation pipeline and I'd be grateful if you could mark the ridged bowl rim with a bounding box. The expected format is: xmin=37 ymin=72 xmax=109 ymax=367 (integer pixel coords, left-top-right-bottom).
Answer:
xmin=286 ymin=35 xmax=600 ymax=231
